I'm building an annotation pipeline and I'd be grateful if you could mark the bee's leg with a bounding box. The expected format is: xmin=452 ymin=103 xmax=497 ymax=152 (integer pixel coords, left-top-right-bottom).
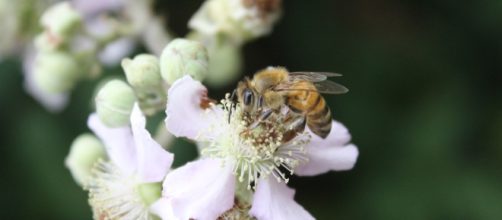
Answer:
xmin=249 ymin=108 xmax=273 ymax=129
xmin=286 ymin=115 xmax=306 ymax=131
xmin=228 ymin=89 xmax=237 ymax=123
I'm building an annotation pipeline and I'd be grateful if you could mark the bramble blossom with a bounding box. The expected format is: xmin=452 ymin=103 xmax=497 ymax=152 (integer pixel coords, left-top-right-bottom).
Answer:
xmin=151 ymin=76 xmax=359 ymax=220
xmin=85 ymin=104 xmax=173 ymax=219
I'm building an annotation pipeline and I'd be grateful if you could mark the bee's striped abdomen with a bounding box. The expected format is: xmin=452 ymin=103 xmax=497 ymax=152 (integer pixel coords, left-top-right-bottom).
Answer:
xmin=285 ymin=81 xmax=332 ymax=139
xmin=306 ymin=96 xmax=332 ymax=138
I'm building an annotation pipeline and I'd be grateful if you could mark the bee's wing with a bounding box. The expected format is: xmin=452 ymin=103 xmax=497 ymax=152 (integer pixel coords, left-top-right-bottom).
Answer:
xmin=289 ymin=72 xmax=343 ymax=82
xmin=313 ymin=80 xmax=349 ymax=94
xmin=275 ymin=80 xmax=349 ymax=94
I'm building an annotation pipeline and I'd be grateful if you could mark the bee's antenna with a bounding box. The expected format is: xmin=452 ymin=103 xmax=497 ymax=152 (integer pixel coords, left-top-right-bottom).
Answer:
xmin=228 ymin=89 xmax=237 ymax=123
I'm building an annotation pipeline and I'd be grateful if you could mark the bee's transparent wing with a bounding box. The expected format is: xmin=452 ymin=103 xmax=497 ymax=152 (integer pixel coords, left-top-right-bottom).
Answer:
xmin=313 ymin=80 xmax=349 ymax=94
xmin=275 ymin=80 xmax=349 ymax=94
xmin=289 ymin=72 xmax=343 ymax=82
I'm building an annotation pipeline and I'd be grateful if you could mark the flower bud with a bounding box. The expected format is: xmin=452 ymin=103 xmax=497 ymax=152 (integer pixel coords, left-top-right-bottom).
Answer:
xmin=122 ymin=54 xmax=166 ymax=115
xmin=205 ymin=38 xmax=243 ymax=87
xmin=95 ymin=80 xmax=136 ymax=127
xmin=34 ymin=32 xmax=62 ymax=52
xmin=33 ymin=50 xmax=82 ymax=94
xmin=160 ymin=38 xmax=209 ymax=84
xmin=65 ymin=133 xmax=106 ymax=187
xmin=40 ymin=2 xmax=82 ymax=40
xmin=122 ymin=54 xmax=162 ymax=88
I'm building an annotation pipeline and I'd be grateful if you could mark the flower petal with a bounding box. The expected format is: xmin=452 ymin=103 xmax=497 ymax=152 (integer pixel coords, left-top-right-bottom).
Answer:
xmin=165 ymin=75 xmax=222 ymax=140
xmin=73 ymin=0 xmax=123 ymax=16
xmin=295 ymin=121 xmax=359 ymax=176
xmin=250 ymin=178 xmax=315 ymax=220
xmin=99 ymin=37 xmax=136 ymax=66
xmin=141 ymin=16 xmax=171 ymax=56
xmin=308 ymin=120 xmax=352 ymax=147
xmin=88 ymin=113 xmax=136 ymax=175
xmin=161 ymin=158 xmax=235 ymax=220
xmin=130 ymin=104 xmax=174 ymax=183
xmin=150 ymin=198 xmax=178 ymax=220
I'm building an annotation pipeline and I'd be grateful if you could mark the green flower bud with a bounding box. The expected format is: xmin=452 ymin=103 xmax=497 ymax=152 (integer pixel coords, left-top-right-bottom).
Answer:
xmin=33 ymin=50 xmax=82 ymax=94
xmin=34 ymin=32 xmax=62 ymax=52
xmin=138 ymin=182 xmax=162 ymax=206
xmin=205 ymin=39 xmax=243 ymax=87
xmin=95 ymin=80 xmax=136 ymax=127
xmin=40 ymin=2 xmax=82 ymax=40
xmin=122 ymin=54 xmax=162 ymax=88
xmin=65 ymin=133 xmax=106 ymax=187
xmin=160 ymin=38 xmax=209 ymax=84
xmin=122 ymin=54 xmax=166 ymax=115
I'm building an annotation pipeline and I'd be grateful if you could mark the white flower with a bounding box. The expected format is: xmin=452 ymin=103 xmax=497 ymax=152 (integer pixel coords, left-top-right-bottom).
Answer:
xmin=152 ymin=76 xmax=359 ymax=220
xmin=189 ymin=0 xmax=281 ymax=45
xmin=86 ymin=104 xmax=174 ymax=220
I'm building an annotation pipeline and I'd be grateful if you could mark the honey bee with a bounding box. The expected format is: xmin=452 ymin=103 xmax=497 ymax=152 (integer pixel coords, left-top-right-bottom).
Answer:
xmin=233 ymin=66 xmax=348 ymax=139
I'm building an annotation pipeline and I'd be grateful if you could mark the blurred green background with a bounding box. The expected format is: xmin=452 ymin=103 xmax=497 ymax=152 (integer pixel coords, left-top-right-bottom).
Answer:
xmin=1 ymin=0 xmax=501 ymax=219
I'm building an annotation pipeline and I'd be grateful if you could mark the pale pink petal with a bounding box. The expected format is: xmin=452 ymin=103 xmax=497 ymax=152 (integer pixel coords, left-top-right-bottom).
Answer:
xmin=99 ymin=38 xmax=136 ymax=66
xmin=130 ymin=104 xmax=173 ymax=183
xmin=150 ymin=198 xmax=178 ymax=220
xmin=295 ymin=121 xmax=359 ymax=176
xmin=141 ymin=16 xmax=171 ymax=56
xmin=165 ymin=75 xmax=223 ymax=140
xmin=85 ymin=17 xmax=114 ymax=38
xmin=87 ymin=114 xmax=136 ymax=175
xmin=73 ymin=0 xmax=123 ymax=16
xmin=83 ymin=17 xmax=136 ymax=66
xmin=23 ymin=48 xmax=68 ymax=112
xmin=250 ymin=178 xmax=315 ymax=220
xmin=161 ymin=158 xmax=235 ymax=220
xmin=295 ymin=144 xmax=358 ymax=176
xmin=308 ymin=120 xmax=352 ymax=147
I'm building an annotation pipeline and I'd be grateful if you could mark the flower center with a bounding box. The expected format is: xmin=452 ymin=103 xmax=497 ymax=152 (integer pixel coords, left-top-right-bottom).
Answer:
xmin=86 ymin=160 xmax=155 ymax=220
xmin=201 ymin=95 xmax=310 ymax=189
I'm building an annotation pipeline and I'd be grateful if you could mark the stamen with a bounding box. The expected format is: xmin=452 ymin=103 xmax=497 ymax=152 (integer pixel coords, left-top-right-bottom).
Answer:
xmin=201 ymin=96 xmax=311 ymax=190
xmin=86 ymin=160 xmax=153 ymax=220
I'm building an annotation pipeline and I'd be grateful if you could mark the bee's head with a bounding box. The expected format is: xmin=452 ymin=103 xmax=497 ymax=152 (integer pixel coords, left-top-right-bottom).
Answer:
xmin=236 ymin=78 xmax=261 ymax=115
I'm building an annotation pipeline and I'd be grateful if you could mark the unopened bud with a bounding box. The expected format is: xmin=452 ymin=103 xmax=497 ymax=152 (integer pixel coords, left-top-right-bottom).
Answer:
xmin=205 ymin=38 xmax=243 ymax=87
xmin=95 ymin=80 xmax=136 ymax=127
xmin=160 ymin=38 xmax=209 ymax=84
xmin=65 ymin=133 xmax=106 ymax=187
xmin=40 ymin=2 xmax=82 ymax=40
xmin=34 ymin=32 xmax=62 ymax=52
xmin=33 ymin=50 xmax=82 ymax=94
xmin=122 ymin=54 xmax=166 ymax=115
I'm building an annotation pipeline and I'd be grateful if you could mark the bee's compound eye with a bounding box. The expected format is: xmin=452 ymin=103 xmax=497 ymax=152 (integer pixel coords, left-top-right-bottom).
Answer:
xmin=243 ymin=88 xmax=253 ymax=106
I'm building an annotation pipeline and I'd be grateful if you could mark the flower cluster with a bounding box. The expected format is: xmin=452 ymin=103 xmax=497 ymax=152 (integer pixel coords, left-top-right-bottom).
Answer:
xmin=5 ymin=0 xmax=283 ymax=112
xmin=3 ymin=0 xmax=362 ymax=219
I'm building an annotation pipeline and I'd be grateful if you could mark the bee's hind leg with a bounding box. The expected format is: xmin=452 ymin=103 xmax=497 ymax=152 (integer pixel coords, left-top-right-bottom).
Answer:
xmin=285 ymin=115 xmax=306 ymax=132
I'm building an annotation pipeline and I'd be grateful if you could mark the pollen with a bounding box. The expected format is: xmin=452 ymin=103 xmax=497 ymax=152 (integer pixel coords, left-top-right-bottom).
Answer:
xmin=201 ymin=95 xmax=310 ymax=190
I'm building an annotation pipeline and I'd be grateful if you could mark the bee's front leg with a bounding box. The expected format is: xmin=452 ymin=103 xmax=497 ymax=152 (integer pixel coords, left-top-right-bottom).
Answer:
xmin=248 ymin=108 xmax=273 ymax=130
